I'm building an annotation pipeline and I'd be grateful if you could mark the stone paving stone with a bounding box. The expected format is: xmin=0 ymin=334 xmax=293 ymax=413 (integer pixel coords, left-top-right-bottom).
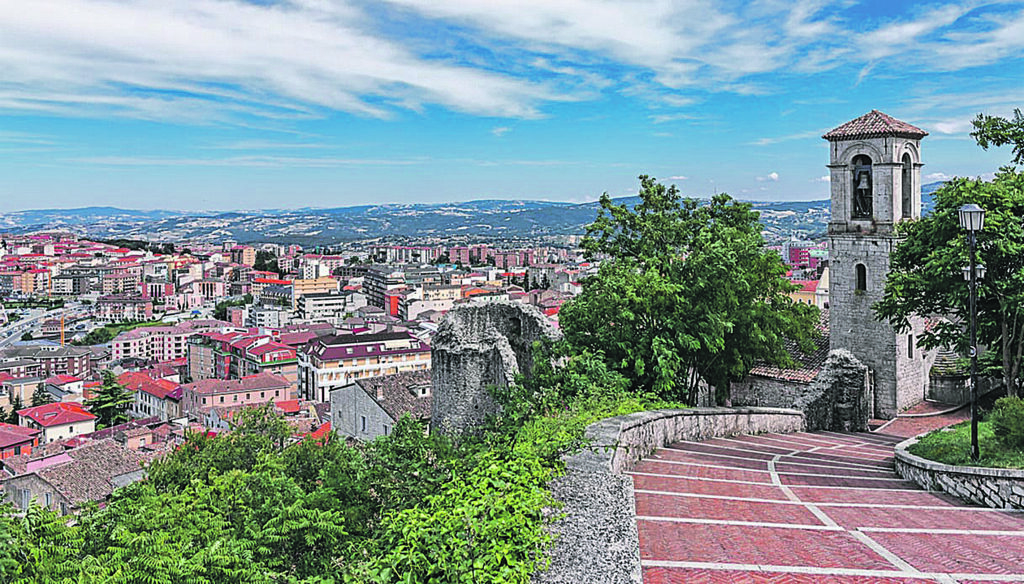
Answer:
xmin=634 ymin=492 xmax=824 ymax=525
xmin=786 ymin=451 xmax=895 ymax=469
xmin=866 ymin=532 xmax=1024 ymax=574
xmin=700 ymin=437 xmax=797 ymax=455
xmin=822 ymin=505 xmax=1024 ymax=531
xmin=642 ymin=568 xmax=938 ymax=584
xmin=637 ymin=521 xmax=894 ymax=569
xmin=630 ymin=460 xmax=773 ymax=483
xmin=632 ymin=473 xmax=790 ymax=500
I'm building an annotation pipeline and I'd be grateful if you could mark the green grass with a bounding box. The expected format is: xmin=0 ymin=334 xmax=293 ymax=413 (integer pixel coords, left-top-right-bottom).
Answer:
xmin=908 ymin=420 xmax=1024 ymax=469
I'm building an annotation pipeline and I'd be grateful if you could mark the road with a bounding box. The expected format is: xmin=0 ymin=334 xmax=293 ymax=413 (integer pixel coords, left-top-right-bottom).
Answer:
xmin=0 ymin=307 xmax=68 ymax=348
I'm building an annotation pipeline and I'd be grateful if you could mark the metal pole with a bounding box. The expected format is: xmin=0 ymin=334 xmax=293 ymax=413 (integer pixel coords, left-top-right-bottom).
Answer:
xmin=969 ymin=230 xmax=980 ymax=461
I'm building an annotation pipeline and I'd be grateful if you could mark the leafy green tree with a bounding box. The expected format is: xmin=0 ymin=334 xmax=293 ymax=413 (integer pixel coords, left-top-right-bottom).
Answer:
xmin=19 ymin=332 xmax=32 ymax=341
xmin=253 ymin=250 xmax=282 ymax=276
xmin=85 ymin=371 xmax=133 ymax=429
xmin=560 ymin=175 xmax=819 ymax=404
xmin=876 ymin=171 xmax=1024 ymax=396
xmin=31 ymin=386 xmax=53 ymax=407
xmin=972 ymin=108 xmax=1024 ymax=165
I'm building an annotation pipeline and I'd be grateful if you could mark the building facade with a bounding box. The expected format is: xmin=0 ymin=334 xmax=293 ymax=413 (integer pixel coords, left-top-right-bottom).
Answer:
xmin=299 ymin=331 xmax=431 ymax=403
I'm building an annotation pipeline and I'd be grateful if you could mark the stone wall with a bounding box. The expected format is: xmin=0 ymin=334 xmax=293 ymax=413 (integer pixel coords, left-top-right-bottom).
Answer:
xmin=430 ymin=300 xmax=561 ymax=434
xmin=732 ymin=350 xmax=870 ymax=432
xmin=535 ymin=407 xmax=805 ymax=584
xmin=895 ymin=436 xmax=1024 ymax=510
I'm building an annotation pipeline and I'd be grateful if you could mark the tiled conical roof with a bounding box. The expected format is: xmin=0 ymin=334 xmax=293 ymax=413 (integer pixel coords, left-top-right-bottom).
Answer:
xmin=822 ymin=110 xmax=928 ymax=141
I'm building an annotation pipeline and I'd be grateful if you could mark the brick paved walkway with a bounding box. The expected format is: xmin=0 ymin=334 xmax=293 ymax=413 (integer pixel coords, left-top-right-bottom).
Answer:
xmin=631 ymin=430 xmax=1024 ymax=583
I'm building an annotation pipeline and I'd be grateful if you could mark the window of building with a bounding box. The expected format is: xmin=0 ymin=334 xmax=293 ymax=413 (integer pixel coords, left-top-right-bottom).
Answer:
xmin=383 ymin=424 xmax=389 ymax=435
xmin=233 ymin=395 xmax=238 ymax=401
xmin=902 ymin=153 xmax=913 ymax=219
xmin=360 ymin=416 xmax=367 ymax=433
xmin=44 ymin=492 xmax=52 ymax=507
xmin=260 ymin=391 xmax=265 ymax=398
xmin=219 ymin=396 xmax=224 ymax=403
xmin=275 ymin=390 xmax=280 ymax=397
xmin=855 ymin=264 xmax=867 ymax=291
xmin=908 ymin=334 xmax=914 ymax=359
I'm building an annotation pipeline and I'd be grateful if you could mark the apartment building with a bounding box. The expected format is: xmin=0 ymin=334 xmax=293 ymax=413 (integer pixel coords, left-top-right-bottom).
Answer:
xmin=298 ymin=331 xmax=431 ymax=403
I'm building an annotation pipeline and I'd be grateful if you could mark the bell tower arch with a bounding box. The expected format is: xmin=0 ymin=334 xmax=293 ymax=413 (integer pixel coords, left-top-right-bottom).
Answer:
xmin=824 ymin=110 xmax=929 ymax=418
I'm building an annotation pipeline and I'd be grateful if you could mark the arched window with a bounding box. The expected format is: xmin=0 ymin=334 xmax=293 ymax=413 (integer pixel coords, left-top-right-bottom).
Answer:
xmin=901 ymin=153 xmax=913 ymax=219
xmin=855 ymin=264 xmax=867 ymax=291
xmin=851 ymin=154 xmax=873 ymax=219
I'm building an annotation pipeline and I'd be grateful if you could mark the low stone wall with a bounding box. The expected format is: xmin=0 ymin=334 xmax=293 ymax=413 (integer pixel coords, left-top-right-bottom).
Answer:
xmin=534 ymin=407 xmax=805 ymax=584
xmin=894 ymin=437 xmax=1024 ymax=510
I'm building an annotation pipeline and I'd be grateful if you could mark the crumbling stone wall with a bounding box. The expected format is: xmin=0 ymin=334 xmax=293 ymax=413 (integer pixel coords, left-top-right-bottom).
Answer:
xmin=430 ymin=300 xmax=562 ymax=434
xmin=795 ymin=349 xmax=871 ymax=431
xmin=733 ymin=349 xmax=870 ymax=431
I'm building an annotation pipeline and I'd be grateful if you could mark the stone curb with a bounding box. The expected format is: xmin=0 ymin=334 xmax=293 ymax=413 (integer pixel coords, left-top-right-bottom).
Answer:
xmin=894 ymin=435 xmax=1024 ymax=509
xmin=533 ymin=406 xmax=805 ymax=584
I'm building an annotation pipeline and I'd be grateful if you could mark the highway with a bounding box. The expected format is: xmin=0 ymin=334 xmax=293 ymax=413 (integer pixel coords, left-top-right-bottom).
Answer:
xmin=0 ymin=307 xmax=68 ymax=348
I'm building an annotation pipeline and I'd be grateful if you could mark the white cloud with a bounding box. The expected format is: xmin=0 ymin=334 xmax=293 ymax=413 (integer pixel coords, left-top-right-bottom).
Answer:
xmin=757 ymin=172 xmax=780 ymax=182
xmin=924 ymin=172 xmax=953 ymax=181
xmin=0 ymin=0 xmax=564 ymax=122
xmin=491 ymin=126 xmax=512 ymax=137
xmin=812 ymin=175 xmax=830 ymax=183
xmin=667 ymin=175 xmax=688 ymax=180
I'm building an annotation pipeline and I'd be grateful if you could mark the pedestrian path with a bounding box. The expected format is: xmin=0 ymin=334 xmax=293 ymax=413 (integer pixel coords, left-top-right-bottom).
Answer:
xmin=631 ymin=430 xmax=1024 ymax=583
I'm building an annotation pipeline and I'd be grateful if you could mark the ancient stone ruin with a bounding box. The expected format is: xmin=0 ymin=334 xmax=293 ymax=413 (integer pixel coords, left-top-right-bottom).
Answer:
xmin=796 ymin=349 xmax=872 ymax=431
xmin=430 ymin=300 xmax=562 ymax=435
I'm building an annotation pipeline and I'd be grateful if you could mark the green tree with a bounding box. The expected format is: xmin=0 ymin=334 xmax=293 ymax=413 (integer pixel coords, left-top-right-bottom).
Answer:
xmin=253 ymin=250 xmax=282 ymax=276
xmin=560 ymin=175 xmax=819 ymax=404
xmin=31 ymin=386 xmax=53 ymax=407
xmin=972 ymin=108 xmax=1024 ymax=165
xmin=19 ymin=332 xmax=32 ymax=341
xmin=85 ymin=371 xmax=133 ymax=429
xmin=876 ymin=171 xmax=1024 ymax=396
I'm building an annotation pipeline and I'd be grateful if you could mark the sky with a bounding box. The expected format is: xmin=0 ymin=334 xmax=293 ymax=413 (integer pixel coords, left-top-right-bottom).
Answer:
xmin=0 ymin=0 xmax=1022 ymax=212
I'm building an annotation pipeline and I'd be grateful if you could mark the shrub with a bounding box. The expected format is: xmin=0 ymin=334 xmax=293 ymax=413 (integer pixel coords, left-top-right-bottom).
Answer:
xmin=990 ymin=396 xmax=1024 ymax=449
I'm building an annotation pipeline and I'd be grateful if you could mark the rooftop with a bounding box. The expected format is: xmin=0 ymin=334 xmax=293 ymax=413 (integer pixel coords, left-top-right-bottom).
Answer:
xmin=822 ymin=110 xmax=928 ymax=141
xmin=18 ymin=402 xmax=97 ymax=427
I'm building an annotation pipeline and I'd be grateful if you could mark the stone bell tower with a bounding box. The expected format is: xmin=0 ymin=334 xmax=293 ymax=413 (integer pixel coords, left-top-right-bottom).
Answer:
xmin=824 ymin=110 xmax=929 ymax=418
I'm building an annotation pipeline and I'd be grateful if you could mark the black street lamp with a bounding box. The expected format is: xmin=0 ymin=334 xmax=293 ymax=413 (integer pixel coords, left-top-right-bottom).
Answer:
xmin=959 ymin=203 xmax=985 ymax=461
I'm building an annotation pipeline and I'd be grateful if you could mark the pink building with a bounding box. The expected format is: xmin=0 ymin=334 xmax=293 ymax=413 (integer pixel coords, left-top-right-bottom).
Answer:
xmin=180 ymin=372 xmax=293 ymax=419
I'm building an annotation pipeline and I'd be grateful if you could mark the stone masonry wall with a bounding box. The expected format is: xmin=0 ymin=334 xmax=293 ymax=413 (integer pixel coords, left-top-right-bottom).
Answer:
xmin=535 ymin=407 xmax=805 ymax=584
xmin=430 ymin=300 xmax=561 ymax=434
xmin=895 ymin=437 xmax=1024 ymax=510
xmin=732 ymin=350 xmax=870 ymax=432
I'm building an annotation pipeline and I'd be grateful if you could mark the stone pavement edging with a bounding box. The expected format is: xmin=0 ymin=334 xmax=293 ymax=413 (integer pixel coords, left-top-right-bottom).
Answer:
xmin=894 ymin=435 xmax=1024 ymax=510
xmin=533 ymin=407 xmax=806 ymax=584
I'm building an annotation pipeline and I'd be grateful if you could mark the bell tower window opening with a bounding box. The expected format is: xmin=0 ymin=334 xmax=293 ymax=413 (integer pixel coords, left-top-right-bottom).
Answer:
xmin=851 ymin=154 xmax=873 ymax=219
xmin=855 ymin=264 xmax=867 ymax=291
xmin=901 ymin=153 xmax=913 ymax=219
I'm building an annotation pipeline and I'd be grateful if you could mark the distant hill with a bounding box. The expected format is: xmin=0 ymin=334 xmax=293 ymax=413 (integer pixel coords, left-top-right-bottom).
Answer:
xmin=0 ymin=183 xmax=951 ymax=245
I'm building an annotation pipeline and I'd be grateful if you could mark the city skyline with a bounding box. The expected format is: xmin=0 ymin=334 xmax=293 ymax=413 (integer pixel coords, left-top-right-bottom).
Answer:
xmin=1 ymin=0 xmax=1022 ymax=212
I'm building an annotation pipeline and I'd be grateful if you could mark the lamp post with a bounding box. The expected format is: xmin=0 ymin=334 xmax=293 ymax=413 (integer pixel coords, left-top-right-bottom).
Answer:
xmin=959 ymin=203 xmax=985 ymax=461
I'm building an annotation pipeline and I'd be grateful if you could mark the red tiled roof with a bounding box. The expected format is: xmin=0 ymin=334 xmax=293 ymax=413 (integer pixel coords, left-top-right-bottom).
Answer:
xmin=0 ymin=422 xmax=40 ymax=449
xmin=18 ymin=402 xmax=97 ymax=427
xmin=791 ymin=280 xmax=819 ymax=293
xmin=275 ymin=399 xmax=301 ymax=414
xmin=181 ymin=372 xmax=289 ymax=395
xmin=823 ymin=110 xmax=928 ymax=141
xmin=46 ymin=374 xmax=82 ymax=386
xmin=307 ymin=421 xmax=331 ymax=442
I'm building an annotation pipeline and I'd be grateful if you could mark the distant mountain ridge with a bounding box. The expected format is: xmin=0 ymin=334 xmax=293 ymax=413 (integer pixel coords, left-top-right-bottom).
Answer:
xmin=0 ymin=182 xmax=947 ymax=245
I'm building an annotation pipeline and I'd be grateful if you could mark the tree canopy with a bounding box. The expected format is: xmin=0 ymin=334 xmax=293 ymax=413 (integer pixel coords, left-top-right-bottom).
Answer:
xmin=85 ymin=371 xmax=134 ymax=428
xmin=559 ymin=175 xmax=819 ymax=404
xmin=972 ymin=108 xmax=1024 ymax=166
xmin=876 ymin=120 xmax=1024 ymax=396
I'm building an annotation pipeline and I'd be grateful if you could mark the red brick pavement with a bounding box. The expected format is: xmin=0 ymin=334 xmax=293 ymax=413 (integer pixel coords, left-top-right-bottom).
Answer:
xmin=633 ymin=429 xmax=1024 ymax=583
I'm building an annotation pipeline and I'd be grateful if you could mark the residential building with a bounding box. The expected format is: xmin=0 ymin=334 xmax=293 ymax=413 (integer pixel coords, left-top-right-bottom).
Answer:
xmin=331 ymin=370 xmax=431 ymax=441
xmin=364 ymin=265 xmax=406 ymax=309
xmin=1 ymin=439 xmax=148 ymax=515
xmin=17 ymin=402 xmax=97 ymax=443
xmin=110 ymin=320 xmax=228 ymax=362
xmin=95 ymin=295 xmax=154 ymax=322
xmin=230 ymin=245 xmax=256 ymax=267
xmin=180 ymin=372 xmax=293 ymax=420
xmin=299 ymin=331 xmax=431 ymax=403
xmin=0 ymin=423 xmax=40 ymax=460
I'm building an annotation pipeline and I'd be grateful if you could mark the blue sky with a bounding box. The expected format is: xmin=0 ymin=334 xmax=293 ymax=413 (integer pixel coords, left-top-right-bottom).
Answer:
xmin=1 ymin=0 xmax=1022 ymax=212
